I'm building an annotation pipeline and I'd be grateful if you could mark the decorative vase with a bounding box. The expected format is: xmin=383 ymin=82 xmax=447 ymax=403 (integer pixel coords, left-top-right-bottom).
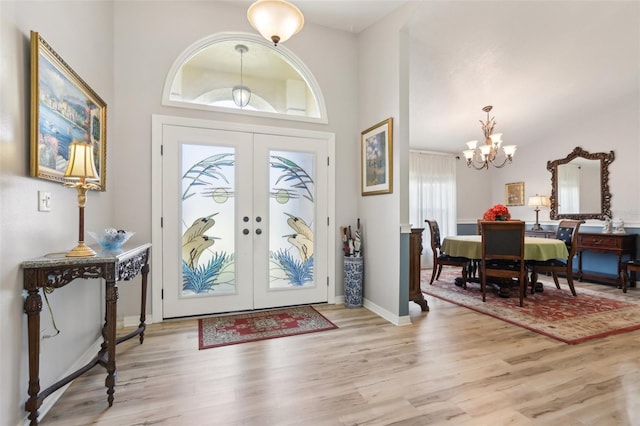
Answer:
xmin=344 ymin=257 xmax=364 ymax=308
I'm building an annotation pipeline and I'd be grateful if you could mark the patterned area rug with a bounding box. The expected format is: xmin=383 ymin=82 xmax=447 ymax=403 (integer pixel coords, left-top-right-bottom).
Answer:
xmin=198 ymin=305 xmax=337 ymax=349
xmin=422 ymin=266 xmax=640 ymax=344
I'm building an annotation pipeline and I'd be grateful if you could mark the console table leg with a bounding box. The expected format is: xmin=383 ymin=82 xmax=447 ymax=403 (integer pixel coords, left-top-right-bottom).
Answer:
xmin=105 ymin=279 xmax=119 ymax=406
xmin=139 ymin=263 xmax=149 ymax=344
xmin=24 ymin=286 xmax=42 ymax=425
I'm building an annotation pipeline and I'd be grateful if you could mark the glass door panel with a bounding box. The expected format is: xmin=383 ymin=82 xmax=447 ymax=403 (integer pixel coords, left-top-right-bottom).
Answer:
xmin=162 ymin=125 xmax=253 ymax=318
xmin=253 ymin=134 xmax=328 ymax=309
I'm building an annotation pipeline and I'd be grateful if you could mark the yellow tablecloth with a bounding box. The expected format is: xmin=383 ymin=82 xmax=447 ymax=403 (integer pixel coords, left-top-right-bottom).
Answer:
xmin=441 ymin=235 xmax=568 ymax=261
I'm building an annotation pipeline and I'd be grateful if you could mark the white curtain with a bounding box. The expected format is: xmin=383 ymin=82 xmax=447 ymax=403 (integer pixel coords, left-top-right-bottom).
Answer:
xmin=558 ymin=164 xmax=580 ymax=214
xmin=409 ymin=151 xmax=457 ymax=268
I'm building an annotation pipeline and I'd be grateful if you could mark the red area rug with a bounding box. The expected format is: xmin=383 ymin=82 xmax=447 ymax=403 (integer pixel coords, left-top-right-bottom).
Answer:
xmin=198 ymin=305 xmax=337 ymax=349
xmin=422 ymin=267 xmax=640 ymax=344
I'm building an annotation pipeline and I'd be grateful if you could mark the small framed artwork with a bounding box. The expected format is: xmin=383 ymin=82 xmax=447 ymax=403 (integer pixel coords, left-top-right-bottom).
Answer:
xmin=361 ymin=117 xmax=393 ymax=195
xmin=505 ymin=181 xmax=525 ymax=206
xmin=30 ymin=31 xmax=107 ymax=190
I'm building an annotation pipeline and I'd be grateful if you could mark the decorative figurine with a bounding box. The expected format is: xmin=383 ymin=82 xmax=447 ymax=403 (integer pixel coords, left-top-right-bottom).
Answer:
xmin=602 ymin=217 xmax=613 ymax=233
xmin=614 ymin=220 xmax=626 ymax=234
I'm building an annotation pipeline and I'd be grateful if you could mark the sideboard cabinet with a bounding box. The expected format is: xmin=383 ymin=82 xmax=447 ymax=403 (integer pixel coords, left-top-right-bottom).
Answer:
xmin=576 ymin=233 xmax=637 ymax=287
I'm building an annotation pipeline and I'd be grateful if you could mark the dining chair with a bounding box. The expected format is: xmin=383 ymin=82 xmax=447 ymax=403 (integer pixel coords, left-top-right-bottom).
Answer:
xmin=480 ymin=220 xmax=527 ymax=307
xmin=470 ymin=219 xmax=483 ymax=277
xmin=425 ymin=220 xmax=471 ymax=287
xmin=621 ymin=259 xmax=640 ymax=293
xmin=529 ymin=219 xmax=584 ymax=296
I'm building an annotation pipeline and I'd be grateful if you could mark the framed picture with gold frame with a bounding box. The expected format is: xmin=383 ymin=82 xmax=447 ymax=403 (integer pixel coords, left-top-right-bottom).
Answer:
xmin=30 ymin=31 xmax=107 ymax=190
xmin=361 ymin=117 xmax=393 ymax=195
xmin=505 ymin=181 xmax=525 ymax=206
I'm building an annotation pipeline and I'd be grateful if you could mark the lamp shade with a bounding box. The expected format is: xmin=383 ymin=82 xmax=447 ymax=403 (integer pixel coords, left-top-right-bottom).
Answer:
xmin=528 ymin=195 xmax=550 ymax=208
xmin=64 ymin=141 xmax=99 ymax=180
xmin=247 ymin=0 xmax=304 ymax=46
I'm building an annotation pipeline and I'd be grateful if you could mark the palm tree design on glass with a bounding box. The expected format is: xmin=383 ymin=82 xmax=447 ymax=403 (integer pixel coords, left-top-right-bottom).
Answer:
xmin=270 ymin=155 xmax=314 ymax=202
xmin=181 ymin=151 xmax=235 ymax=295
xmin=269 ymin=154 xmax=315 ymax=287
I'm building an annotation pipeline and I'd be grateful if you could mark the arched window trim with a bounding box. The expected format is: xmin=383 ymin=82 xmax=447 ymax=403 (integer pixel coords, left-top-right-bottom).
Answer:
xmin=162 ymin=32 xmax=328 ymax=124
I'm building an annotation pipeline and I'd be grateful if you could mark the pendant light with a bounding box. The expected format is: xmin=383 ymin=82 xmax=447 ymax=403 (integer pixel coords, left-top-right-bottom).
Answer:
xmin=231 ymin=44 xmax=251 ymax=108
xmin=247 ymin=0 xmax=304 ymax=46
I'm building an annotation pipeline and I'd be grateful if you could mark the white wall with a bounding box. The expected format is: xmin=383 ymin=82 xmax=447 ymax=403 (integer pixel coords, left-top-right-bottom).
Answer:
xmin=0 ymin=1 xmax=114 ymax=424
xmin=456 ymin=87 xmax=639 ymax=229
xmin=111 ymin=1 xmax=361 ymax=316
xmin=480 ymin=96 xmax=640 ymax=228
xmin=357 ymin=3 xmax=419 ymax=322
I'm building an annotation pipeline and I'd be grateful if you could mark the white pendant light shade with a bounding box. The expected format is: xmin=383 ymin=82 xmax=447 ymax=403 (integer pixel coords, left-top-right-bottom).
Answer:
xmin=247 ymin=0 xmax=304 ymax=46
xmin=232 ymin=85 xmax=252 ymax=108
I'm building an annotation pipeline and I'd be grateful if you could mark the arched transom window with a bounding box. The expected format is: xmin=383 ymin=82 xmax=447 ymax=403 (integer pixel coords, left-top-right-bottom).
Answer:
xmin=163 ymin=33 xmax=327 ymax=123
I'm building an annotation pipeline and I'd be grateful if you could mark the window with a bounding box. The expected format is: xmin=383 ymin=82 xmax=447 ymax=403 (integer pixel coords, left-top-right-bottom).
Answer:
xmin=162 ymin=33 xmax=327 ymax=123
xmin=409 ymin=151 xmax=457 ymax=267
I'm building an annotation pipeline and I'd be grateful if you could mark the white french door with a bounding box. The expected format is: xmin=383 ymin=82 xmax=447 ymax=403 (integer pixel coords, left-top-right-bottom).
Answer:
xmin=160 ymin=123 xmax=329 ymax=318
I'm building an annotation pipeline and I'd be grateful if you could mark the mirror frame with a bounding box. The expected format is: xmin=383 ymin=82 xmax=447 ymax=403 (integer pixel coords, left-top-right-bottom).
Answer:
xmin=547 ymin=146 xmax=615 ymax=220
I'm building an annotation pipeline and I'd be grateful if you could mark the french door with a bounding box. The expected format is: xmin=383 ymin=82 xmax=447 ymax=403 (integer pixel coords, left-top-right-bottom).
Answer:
xmin=160 ymin=124 xmax=329 ymax=318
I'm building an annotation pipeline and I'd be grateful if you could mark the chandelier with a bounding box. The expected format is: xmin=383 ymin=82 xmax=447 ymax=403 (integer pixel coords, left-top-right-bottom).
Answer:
xmin=231 ymin=44 xmax=251 ymax=108
xmin=462 ymin=106 xmax=517 ymax=170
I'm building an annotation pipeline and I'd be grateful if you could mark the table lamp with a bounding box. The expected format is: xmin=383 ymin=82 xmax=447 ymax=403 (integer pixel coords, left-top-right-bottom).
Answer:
xmin=528 ymin=194 xmax=550 ymax=231
xmin=64 ymin=141 xmax=100 ymax=257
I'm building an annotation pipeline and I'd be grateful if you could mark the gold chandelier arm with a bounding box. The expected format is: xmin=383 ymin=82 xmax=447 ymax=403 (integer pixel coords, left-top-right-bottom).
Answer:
xmin=491 ymin=156 xmax=513 ymax=168
xmin=466 ymin=159 xmax=489 ymax=170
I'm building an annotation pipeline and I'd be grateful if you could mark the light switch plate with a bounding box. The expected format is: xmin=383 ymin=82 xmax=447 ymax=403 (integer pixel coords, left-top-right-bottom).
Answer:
xmin=38 ymin=191 xmax=51 ymax=212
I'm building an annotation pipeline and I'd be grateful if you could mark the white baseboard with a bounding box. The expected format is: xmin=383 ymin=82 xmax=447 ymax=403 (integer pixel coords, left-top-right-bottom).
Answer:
xmin=363 ymin=298 xmax=411 ymax=326
xmin=123 ymin=314 xmax=154 ymax=328
xmin=332 ymin=295 xmax=411 ymax=326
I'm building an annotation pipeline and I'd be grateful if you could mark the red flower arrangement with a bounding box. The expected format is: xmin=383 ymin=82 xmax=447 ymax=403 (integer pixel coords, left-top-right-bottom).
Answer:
xmin=483 ymin=204 xmax=511 ymax=221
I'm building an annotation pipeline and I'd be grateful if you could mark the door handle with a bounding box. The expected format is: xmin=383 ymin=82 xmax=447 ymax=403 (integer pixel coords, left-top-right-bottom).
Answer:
xmin=243 ymin=216 xmax=250 ymax=222
xmin=243 ymin=229 xmax=250 ymax=235
xmin=256 ymin=228 xmax=262 ymax=235
xmin=256 ymin=216 xmax=262 ymax=222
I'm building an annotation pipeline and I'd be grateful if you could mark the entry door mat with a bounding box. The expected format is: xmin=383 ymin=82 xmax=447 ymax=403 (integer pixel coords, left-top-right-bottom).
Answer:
xmin=198 ymin=305 xmax=338 ymax=350
xmin=422 ymin=267 xmax=640 ymax=344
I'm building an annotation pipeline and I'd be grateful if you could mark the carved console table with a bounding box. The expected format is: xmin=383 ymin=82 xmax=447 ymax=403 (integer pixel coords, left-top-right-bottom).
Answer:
xmin=576 ymin=233 xmax=636 ymax=287
xmin=21 ymin=243 xmax=151 ymax=425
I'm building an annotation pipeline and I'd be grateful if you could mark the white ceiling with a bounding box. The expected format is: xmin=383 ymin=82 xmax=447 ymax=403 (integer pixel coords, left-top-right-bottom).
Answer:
xmin=406 ymin=1 xmax=639 ymax=153
xmin=226 ymin=1 xmax=639 ymax=153
xmin=226 ymin=0 xmax=409 ymax=34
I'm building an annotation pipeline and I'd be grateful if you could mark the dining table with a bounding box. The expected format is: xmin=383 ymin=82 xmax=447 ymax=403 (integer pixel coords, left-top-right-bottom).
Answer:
xmin=441 ymin=235 xmax=569 ymax=297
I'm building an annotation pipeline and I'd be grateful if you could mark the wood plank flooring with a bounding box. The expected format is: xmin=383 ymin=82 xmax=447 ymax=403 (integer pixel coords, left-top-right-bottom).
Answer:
xmin=40 ymin=274 xmax=640 ymax=425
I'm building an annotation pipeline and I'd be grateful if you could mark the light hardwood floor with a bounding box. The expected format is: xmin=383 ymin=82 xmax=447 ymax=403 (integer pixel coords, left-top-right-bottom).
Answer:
xmin=41 ymin=271 xmax=640 ymax=425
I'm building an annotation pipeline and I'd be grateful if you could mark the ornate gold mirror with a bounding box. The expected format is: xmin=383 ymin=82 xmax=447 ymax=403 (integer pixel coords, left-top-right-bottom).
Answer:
xmin=548 ymin=147 xmax=615 ymax=220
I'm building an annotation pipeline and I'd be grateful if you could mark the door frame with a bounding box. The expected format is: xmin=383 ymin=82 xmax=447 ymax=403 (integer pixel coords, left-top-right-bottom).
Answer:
xmin=151 ymin=114 xmax=336 ymax=322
